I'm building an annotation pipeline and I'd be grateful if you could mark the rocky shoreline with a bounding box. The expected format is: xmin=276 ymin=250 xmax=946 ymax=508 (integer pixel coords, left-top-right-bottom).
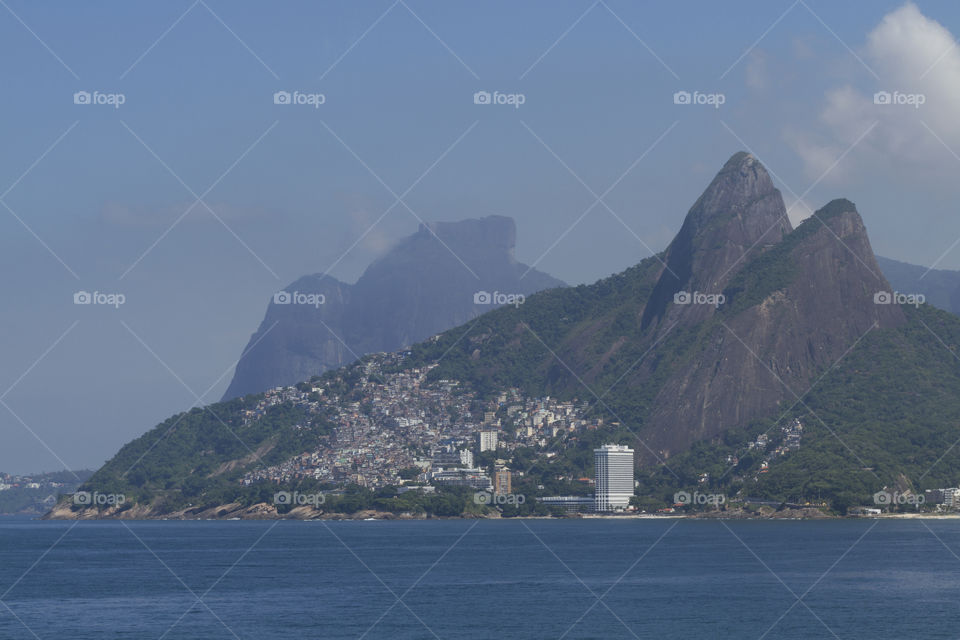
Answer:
xmin=43 ymin=500 xmax=952 ymax=522
xmin=43 ymin=501 xmax=841 ymax=521
xmin=41 ymin=501 xmax=445 ymax=521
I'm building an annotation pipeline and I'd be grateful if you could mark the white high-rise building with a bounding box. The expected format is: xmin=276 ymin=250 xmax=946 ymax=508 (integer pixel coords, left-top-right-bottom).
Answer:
xmin=594 ymin=444 xmax=634 ymax=512
xmin=478 ymin=430 xmax=499 ymax=452
xmin=945 ymin=488 xmax=960 ymax=508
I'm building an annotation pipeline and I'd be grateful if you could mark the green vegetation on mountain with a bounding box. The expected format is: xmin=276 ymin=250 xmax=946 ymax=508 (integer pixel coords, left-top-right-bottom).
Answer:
xmin=68 ymin=260 xmax=960 ymax=517
xmin=82 ymin=396 xmax=335 ymax=511
xmin=407 ymin=196 xmax=960 ymax=512
xmin=58 ymin=154 xmax=960 ymax=519
xmin=632 ymin=303 xmax=960 ymax=512
xmin=408 ymin=256 xmax=665 ymax=397
xmin=720 ymin=201 xmax=851 ymax=315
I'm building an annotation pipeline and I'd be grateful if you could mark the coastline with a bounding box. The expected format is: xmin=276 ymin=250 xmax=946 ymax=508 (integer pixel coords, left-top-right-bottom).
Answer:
xmin=40 ymin=500 xmax=960 ymax=522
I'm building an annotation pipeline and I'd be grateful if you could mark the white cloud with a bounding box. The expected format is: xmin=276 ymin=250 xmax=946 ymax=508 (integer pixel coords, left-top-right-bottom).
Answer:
xmin=789 ymin=2 xmax=960 ymax=185
xmin=866 ymin=2 xmax=957 ymax=85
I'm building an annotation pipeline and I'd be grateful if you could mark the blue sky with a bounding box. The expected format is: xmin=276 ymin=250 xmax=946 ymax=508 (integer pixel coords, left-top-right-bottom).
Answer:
xmin=2 ymin=0 xmax=959 ymax=473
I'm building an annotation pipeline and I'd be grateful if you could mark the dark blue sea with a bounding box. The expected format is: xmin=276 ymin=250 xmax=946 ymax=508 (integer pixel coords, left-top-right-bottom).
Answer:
xmin=0 ymin=516 xmax=955 ymax=639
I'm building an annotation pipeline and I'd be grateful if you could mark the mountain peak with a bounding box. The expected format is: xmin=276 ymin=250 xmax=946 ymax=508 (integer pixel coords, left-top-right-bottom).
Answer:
xmin=725 ymin=150 xmax=753 ymax=164
xmin=817 ymin=197 xmax=856 ymax=216
xmin=222 ymin=216 xmax=563 ymax=400
xmin=641 ymin=152 xmax=791 ymax=329
xmin=642 ymin=193 xmax=904 ymax=461
xmin=721 ymin=150 xmax=758 ymax=172
xmin=705 ymin=151 xmax=776 ymax=212
xmin=416 ymin=215 xmax=517 ymax=258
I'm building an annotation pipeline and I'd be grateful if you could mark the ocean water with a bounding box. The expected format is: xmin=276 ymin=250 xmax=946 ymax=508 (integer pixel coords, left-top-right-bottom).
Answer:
xmin=0 ymin=516 xmax=956 ymax=639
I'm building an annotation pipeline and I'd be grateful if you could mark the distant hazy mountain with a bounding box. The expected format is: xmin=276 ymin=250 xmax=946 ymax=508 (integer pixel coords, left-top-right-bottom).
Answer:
xmin=877 ymin=256 xmax=960 ymax=315
xmin=222 ymin=216 xmax=565 ymax=399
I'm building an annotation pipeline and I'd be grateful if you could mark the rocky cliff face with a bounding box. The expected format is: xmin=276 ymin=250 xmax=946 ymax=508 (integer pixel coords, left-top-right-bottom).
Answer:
xmin=225 ymin=274 xmax=353 ymax=398
xmin=223 ymin=216 xmax=564 ymax=399
xmin=613 ymin=158 xmax=905 ymax=460
xmin=422 ymin=152 xmax=908 ymax=466
xmin=642 ymin=198 xmax=906 ymax=459
xmin=642 ymin=152 xmax=793 ymax=330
